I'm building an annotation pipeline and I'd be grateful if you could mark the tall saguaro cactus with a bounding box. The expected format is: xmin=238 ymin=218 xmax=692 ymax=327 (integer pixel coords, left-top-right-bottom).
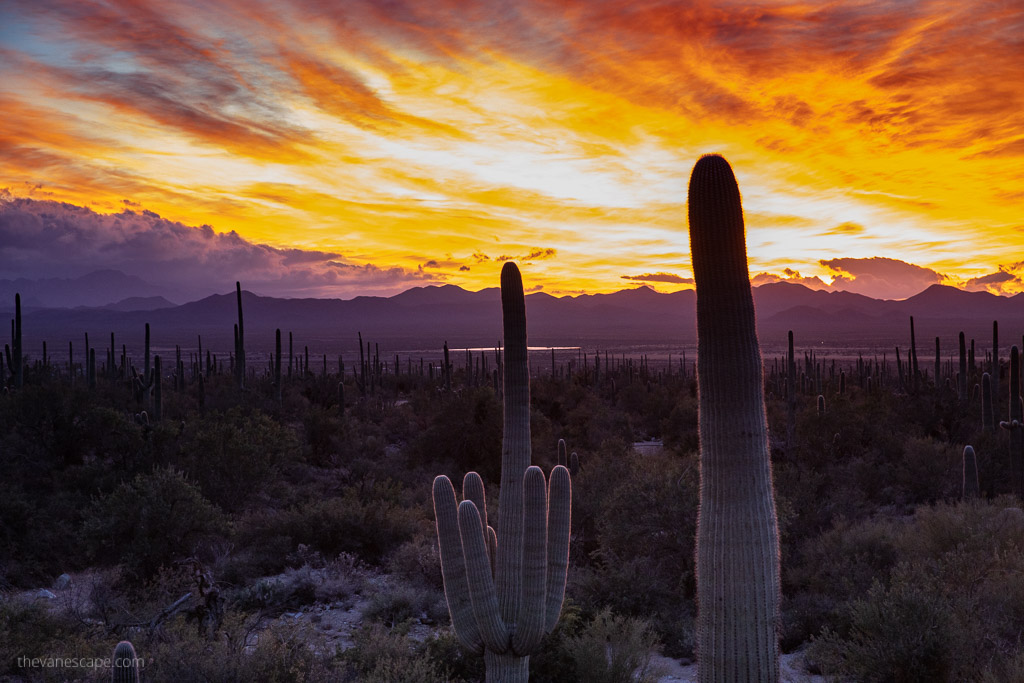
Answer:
xmin=688 ymin=154 xmax=781 ymax=682
xmin=235 ymin=282 xmax=246 ymax=389
xmin=4 ymin=293 xmax=23 ymax=388
xmin=432 ymin=262 xmax=572 ymax=682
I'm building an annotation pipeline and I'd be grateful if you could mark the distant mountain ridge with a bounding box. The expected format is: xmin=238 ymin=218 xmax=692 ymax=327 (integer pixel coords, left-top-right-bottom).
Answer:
xmin=2 ymin=274 xmax=1023 ymax=355
xmin=0 ymin=270 xmax=180 ymax=308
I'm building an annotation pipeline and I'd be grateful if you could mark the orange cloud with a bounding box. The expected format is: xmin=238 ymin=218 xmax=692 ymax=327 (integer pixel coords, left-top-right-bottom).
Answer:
xmin=1 ymin=0 xmax=1021 ymax=296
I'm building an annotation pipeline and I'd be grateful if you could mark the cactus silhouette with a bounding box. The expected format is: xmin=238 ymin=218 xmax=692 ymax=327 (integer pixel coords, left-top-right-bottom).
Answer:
xmin=235 ymin=282 xmax=245 ymax=389
xmin=3 ymin=293 xmax=23 ymax=388
xmin=688 ymin=154 xmax=780 ymax=682
xmin=962 ymin=445 xmax=979 ymax=500
xmin=432 ymin=262 xmax=571 ymax=682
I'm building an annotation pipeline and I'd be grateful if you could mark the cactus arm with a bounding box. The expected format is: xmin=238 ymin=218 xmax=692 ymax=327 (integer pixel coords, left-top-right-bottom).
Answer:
xmin=496 ymin=261 xmax=530 ymax=625
xmin=459 ymin=500 xmax=509 ymax=654
xmin=557 ymin=438 xmax=567 ymax=467
xmin=544 ymin=464 xmax=571 ymax=633
xmin=688 ymin=154 xmax=780 ymax=683
xmin=463 ymin=471 xmax=488 ymax=544
xmin=487 ymin=525 xmax=497 ymax=578
xmin=513 ymin=465 xmax=548 ymax=654
xmin=433 ymin=476 xmax=484 ymax=653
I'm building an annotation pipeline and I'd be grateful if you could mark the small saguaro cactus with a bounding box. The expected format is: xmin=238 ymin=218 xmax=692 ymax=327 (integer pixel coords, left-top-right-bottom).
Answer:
xmin=111 ymin=640 xmax=139 ymax=683
xmin=982 ymin=372 xmax=994 ymax=431
xmin=817 ymin=394 xmax=826 ymax=416
xmin=1002 ymin=346 xmax=1023 ymax=499
xmin=153 ymin=355 xmax=162 ymax=422
xmin=274 ymin=328 xmax=283 ymax=404
xmin=432 ymin=262 xmax=571 ymax=682
xmin=962 ymin=445 xmax=980 ymax=500
xmin=688 ymin=154 xmax=780 ymax=682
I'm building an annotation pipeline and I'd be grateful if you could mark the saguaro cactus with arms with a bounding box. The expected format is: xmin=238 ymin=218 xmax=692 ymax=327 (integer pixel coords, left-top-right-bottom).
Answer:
xmin=433 ymin=262 xmax=572 ymax=682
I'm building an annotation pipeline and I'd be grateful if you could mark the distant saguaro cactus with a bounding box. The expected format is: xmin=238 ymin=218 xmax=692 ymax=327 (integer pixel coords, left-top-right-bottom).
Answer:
xmin=235 ymin=282 xmax=245 ymax=389
xmin=1002 ymin=346 xmax=1023 ymax=499
xmin=959 ymin=332 xmax=968 ymax=402
xmin=982 ymin=372 xmax=994 ymax=431
xmin=432 ymin=262 xmax=571 ymax=682
xmin=688 ymin=154 xmax=780 ymax=682
xmin=4 ymin=293 xmax=23 ymax=388
xmin=274 ymin=328 xmax=282 ymax=404
xmin=962 ymin=445 xmax=979 ymax=500
xmin=152 ymin=356 xmax=162 ymax=421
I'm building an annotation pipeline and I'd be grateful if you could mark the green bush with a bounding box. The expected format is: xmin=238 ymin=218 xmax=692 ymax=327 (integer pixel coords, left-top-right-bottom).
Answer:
xmin=236 ymin=484 xmax=419 ymax=566
xmin=563 ymin=608 xmax=664 ymax=683
xmin=810 ymin=566 xmax=953 ymax=683
xmin=342 ymin=623 xmax=451 ymax=682
xmin=82 ymin=467 xmax=227 ymax=580
xmin=172 ymin=407 xmax=300 ymax=511
xmin=144 ymin=612 xmax=338 ymax=682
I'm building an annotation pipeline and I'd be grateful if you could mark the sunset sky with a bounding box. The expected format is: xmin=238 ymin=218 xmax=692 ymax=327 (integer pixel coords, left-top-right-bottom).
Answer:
xmin=1 ymin=0 xmax=1022 ymax=301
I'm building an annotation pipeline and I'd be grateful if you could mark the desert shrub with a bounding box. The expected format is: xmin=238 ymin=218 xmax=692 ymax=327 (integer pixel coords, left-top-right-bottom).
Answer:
xmin=0 ymin=598 xmax=107 ymax=681
xmin=144 ymin=612 xmax=338 ymax=682
xmin=235 ymin=484 xmax=419 ymax=566
xmin=410 ymin=387 xmax=502 ymax=480
xmin=563 ymin=607 xmax=664 ymax=683
xmin=805 ymin=500 xmax=1024 ymax=681
xmin=571 ymin=445 xmax=698 ymax=657
xmin=420 ymin=629 xmax=486 ymax=682
xmin=82 ymin=467 xmax=227 ymax=580
xmin=810 ymin=566 xmax=954 ymax=683
xmin=171 ymin=407 xmax=300 ymax=511
xmin=341 ymin=623 xmax=450 ymax=682
xmin=362 ymin=580 xmax=445 ymax=628
xmin=229 ymin=572 xmax=317 ymax=616
xmin=385 ymin=527 xmax=443 ymax=590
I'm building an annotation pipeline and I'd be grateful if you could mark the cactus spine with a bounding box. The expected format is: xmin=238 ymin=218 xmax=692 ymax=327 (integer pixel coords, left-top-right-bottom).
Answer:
xmin=688 ymin=154 xmax=780 ymax=682
xmin=432 ymin=262 xmax=571 ymax=682
xmin=111 ymin=640 xmax=139 ymax=683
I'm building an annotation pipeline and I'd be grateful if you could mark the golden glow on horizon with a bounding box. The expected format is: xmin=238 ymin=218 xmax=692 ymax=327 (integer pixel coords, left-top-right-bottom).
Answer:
xmin=1 ymin=0 xmax=1022 ymax=298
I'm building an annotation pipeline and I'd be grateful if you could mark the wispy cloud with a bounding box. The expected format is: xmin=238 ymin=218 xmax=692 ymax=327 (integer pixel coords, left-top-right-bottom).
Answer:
xmin=621 ymin=272 xmax=693 ymax=285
